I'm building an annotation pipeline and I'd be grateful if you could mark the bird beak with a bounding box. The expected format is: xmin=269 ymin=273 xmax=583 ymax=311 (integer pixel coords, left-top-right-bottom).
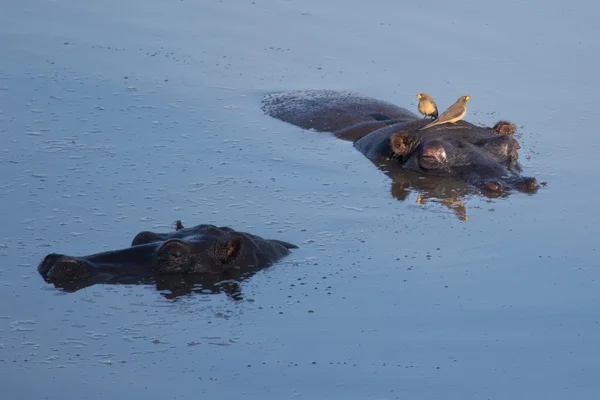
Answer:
xmin=465 ymin=95 xmax=471 ymax=100
xmin=416 ymin=94 xmax=422 ymax=99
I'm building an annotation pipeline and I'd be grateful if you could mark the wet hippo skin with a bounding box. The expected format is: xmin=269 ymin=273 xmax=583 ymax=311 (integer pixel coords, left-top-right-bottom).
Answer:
xmin=38 ymin=221 xmax=298 ymax=298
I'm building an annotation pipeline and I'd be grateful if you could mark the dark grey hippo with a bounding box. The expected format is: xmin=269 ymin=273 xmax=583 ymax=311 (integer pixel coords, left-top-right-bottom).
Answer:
xmin=262 ymin=90 xmax=539 ymax=220
xmin=38 ymin=221 xmax=298 ymax=299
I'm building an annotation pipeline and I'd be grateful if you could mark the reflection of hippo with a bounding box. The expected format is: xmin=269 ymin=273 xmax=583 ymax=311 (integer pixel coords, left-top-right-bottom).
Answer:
xmin=262 ymin=90 xmax=539 ymax=197
xmin=38 ymin=221 xmax=298 ymax=298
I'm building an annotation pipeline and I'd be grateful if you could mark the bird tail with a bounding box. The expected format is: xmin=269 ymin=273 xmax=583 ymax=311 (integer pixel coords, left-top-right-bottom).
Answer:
xmin=419 ymin=119 xmax=442 ymax=131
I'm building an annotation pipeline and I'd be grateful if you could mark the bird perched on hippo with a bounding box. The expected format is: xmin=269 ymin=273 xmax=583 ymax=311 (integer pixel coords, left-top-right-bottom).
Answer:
xmin=419 ymin=95 xmax=470 ymax=130
xmin=261 ymin=90 xmax=538 ymax=197
xmin=416 ymin=93 xmax=439 ymax=120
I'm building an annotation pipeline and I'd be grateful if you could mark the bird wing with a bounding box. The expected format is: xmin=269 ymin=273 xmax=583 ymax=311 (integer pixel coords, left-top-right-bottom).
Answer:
xmin=436 ymin=101 xmax=462 ymax=122
xmin=420 ymin=117 xmax=443 ymax=130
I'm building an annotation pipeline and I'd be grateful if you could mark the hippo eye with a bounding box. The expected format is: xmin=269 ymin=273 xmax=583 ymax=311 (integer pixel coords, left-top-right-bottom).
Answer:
xmin=420 ymin=146 xmax=447 ymax=164
xmin=421 ymin=154 xmax=443 ymax=164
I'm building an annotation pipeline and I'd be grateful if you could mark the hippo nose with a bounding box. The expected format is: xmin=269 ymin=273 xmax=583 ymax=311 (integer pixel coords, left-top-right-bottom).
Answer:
xmin=522 ymin=177 xmax=540 ymax=191
xmin=46 ymin=257 xmax=89 ymax=281
xmin=38 ymin=253 xmax=64 ymax=277
xmin=511 ymin=176 xmax=539 ymax=192
xmin=482 ymin=181 xmax=505 ymax=193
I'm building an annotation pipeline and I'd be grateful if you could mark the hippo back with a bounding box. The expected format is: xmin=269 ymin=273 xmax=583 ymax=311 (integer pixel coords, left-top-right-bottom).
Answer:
xmin=262 ymin=90 xmax=418 ymax=133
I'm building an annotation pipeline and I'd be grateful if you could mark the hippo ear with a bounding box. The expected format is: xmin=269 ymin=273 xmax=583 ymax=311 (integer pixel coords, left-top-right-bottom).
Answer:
xmin=220 ymin=237 xmax=243 ymax=264
xmin=491 ymin=120 xmax=517 ymax=136
xmin=173 ymin=220 xmax=184 ymax=231
xmin=390 ymin=131 xmax=412 ymax=156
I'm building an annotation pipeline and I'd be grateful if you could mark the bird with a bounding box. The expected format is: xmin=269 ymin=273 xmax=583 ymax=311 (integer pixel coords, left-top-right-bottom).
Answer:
xmin=419 ymin=95 xmax=470 ymax=130
xmin=416 ymin=93 xmax=438 ymax=119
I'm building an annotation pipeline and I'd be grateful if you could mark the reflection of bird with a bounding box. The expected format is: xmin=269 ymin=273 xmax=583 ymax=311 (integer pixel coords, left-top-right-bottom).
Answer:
xmin=416 ymin=93 xmax=438 ymax=119
xmin=420 ymin=95 xmax=470 ymax=130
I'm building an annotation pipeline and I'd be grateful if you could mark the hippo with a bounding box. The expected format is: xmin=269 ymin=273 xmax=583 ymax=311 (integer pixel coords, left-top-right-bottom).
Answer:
xmin=38 ymin=221 xmax=298 ymax=299
xmin=262 ymin=90 xmax=539 ymax=211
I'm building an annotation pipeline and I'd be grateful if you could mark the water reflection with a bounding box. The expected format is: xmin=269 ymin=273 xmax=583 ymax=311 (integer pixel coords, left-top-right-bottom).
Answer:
xmin=43 ymin=268 xmax=261 ymax=301
xmin=379 ymin=160 xmax=528 ymax=221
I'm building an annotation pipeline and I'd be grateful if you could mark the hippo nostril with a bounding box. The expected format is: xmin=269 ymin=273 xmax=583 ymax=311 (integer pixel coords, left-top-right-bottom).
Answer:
xmin=527 ymin=178 xmax=539 ymax=190
xmin=520 ymin=177 xmax=540 ymax=191
xmin=483 ymin=181 xmax=504 ymax=192
xmin=46 ymin=258 xmax=89 ymax=281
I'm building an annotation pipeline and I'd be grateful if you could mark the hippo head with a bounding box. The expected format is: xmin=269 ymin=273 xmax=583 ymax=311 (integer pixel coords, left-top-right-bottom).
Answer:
xmin=390 ymin=121 xmax=539 ymax=194
xmin=153 ymin=227 xmax=295 ymax=275
xmin=38 ymin=222 xmax=298 ymax=293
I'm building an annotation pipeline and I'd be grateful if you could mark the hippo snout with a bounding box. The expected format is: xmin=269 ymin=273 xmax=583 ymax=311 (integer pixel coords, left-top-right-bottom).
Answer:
xmin=38 ymin=254 xmax=64 ymax=277
xmin=156 ymin=240 xmax=192 ymax=274
xmin=482 ymin=176 xmax=539 ymax=194
xmin=515 ymin=177 xmax=540 ymax=192
xmin=38 ymin=255 xmax=91 ymax=281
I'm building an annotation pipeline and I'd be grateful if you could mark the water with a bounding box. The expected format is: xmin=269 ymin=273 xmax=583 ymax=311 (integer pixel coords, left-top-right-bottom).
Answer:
xmin=1 ymin=0 xmax=598 ymax=398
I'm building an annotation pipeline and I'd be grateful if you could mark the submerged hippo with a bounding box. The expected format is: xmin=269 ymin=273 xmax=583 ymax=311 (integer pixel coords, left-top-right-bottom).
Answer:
xmin=262 ymin=90 xmax=539 ymax=199
xmin=38 ymin=221 xmax=298 ymax=298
